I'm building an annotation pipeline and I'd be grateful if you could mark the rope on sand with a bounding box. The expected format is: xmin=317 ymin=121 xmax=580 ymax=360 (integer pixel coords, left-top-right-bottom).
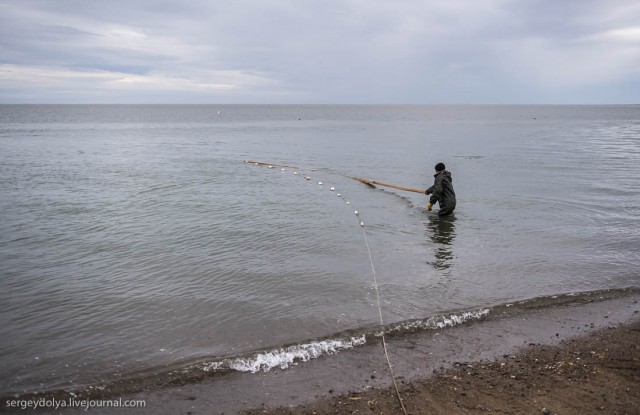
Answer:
xmin=245 ymin=160 xmax=410 ymax=414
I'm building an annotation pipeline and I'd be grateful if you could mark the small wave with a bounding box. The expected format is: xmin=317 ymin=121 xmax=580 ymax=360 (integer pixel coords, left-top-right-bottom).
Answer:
xmin=384 ymin=309 xmax=490 ymax=335
xmin=199 ymin=335 xmax=367 ymax=373
xmin=9 ymin=289 xmax=637 ymax=401
xmin=192 ymin=308 xmax=491 ymax=375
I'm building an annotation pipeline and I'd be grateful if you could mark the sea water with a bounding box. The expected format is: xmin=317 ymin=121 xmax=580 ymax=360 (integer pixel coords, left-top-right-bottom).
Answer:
xmin=0 ymin=104 xmax=638 ymax=396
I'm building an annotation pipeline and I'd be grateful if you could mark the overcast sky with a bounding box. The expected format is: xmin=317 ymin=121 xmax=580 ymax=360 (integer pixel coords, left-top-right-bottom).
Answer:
xmin=1 ymin=0 xmax=639 ymax=104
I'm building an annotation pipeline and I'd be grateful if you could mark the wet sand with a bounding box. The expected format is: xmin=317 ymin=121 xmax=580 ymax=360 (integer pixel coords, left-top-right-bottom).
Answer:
xmin=243 ymin=317 xmax=640 ymax=415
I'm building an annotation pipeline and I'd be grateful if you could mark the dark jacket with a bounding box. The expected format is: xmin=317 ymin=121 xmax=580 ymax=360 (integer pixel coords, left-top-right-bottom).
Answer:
xmin=427 ymin=170 xmax=456 ymax=216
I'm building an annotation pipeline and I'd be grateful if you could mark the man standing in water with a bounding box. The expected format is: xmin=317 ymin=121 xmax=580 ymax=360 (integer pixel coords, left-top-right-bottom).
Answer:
xmin=425 ymin=162 xmax=456 ymax=216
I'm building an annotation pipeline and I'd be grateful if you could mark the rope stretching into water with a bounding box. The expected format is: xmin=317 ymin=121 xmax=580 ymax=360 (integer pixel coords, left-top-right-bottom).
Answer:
xmin=358 ymin=212 xmax=408 ymax=415
xmin=246 ymin=159 xmax=409 ymax=414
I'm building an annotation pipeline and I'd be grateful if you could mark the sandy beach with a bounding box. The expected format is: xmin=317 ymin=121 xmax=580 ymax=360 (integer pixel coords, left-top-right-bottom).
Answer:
xmin=243 ymin=317 xmax=640 ymax=415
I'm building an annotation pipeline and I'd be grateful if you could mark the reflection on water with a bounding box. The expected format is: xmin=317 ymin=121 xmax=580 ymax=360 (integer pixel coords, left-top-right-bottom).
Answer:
xmin=425 ymin=214 xmax=456 ymax=270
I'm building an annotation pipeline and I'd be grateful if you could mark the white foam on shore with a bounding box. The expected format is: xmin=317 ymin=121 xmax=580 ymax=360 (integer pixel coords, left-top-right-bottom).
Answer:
xmin=201 ymin=335 xmax=367 ymax=373
xmin=198 ymin=309 xmax=489 ymax=375
xmin=385 ymin=309 xmax=490 ymax=334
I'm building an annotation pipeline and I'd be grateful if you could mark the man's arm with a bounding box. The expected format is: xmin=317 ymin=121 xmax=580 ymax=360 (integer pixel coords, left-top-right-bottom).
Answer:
xmin=429 ymin=177 xmax=442 ymax=204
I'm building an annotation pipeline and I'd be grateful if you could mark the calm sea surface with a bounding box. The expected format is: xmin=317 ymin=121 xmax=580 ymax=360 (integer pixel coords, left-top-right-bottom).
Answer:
xmin=1 ymin=105 xmax=639 ymax=395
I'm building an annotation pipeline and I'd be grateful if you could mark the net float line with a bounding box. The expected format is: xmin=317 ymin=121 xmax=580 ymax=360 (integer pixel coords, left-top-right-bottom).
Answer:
xmin=245 ymin=160 xmax=304 ymax=170
xmin=244 ymin=160 xmax=426 ymax=194
xmin=245 ymin=158 xmax=409 ymax=415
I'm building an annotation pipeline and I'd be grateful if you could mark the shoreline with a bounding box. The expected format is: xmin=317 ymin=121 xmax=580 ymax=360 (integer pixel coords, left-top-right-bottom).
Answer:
xmin=244 ymin=318 xmax=640 ymax=415
xmin=17 ymin=289 xmax=638 ymax=415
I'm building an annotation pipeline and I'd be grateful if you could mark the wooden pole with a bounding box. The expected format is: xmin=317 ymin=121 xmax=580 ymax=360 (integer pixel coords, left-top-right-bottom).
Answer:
xmin=350 ymin=177 xmax=425 ymax=194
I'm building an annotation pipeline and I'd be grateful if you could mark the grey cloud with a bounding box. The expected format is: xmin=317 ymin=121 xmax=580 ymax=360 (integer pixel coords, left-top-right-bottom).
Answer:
xmin=0 ymin=0 xmax=639 ymax=103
